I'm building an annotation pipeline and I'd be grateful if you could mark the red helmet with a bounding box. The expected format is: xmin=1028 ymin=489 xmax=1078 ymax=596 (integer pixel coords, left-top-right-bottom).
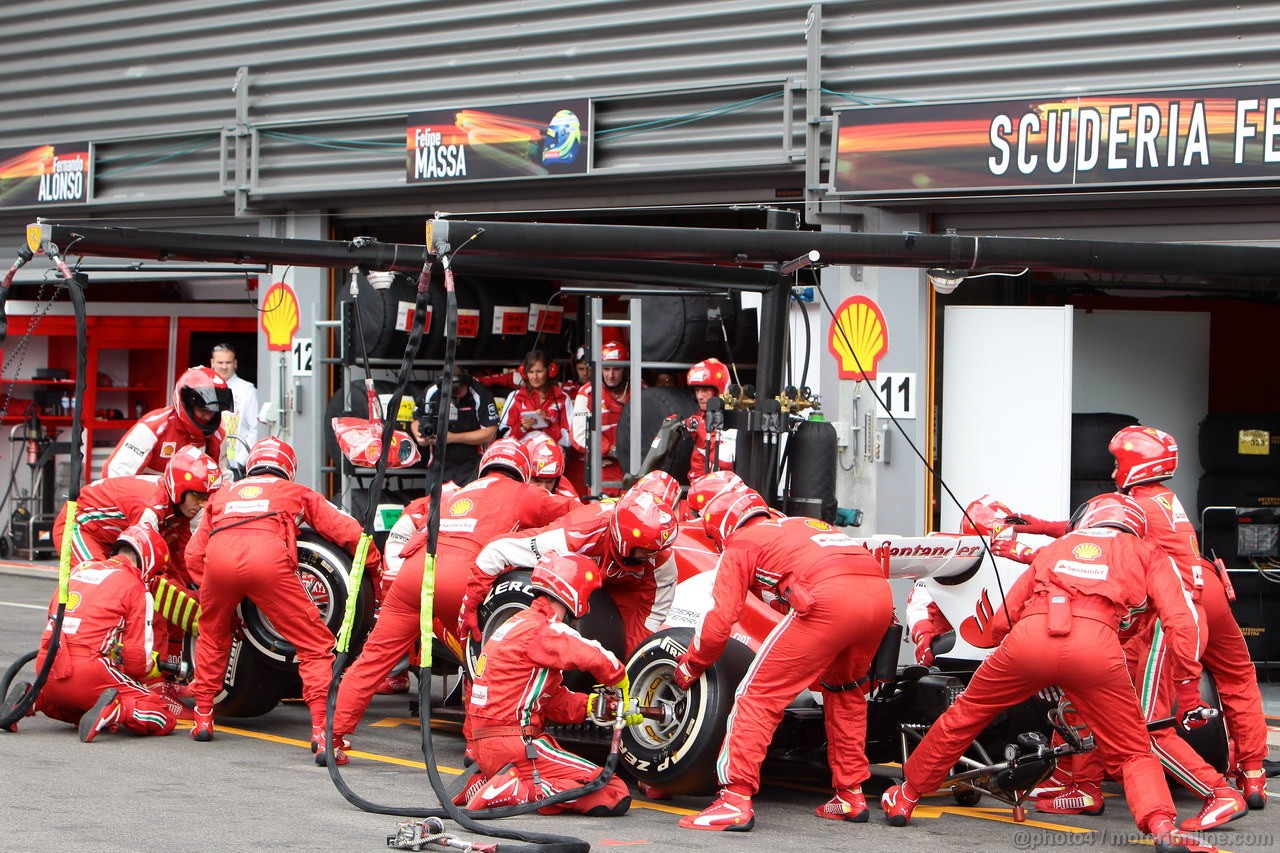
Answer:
xmin=246 ymin=436 xmax=297 ymax=480
xmin=173 ymin=366 xmax=233 ymax=438
xmin=629 ymin=470 xmax=681 ymax=508
xmin=1073 ymin=492 xmax=1147 ymax=537
xmin=608 ymin=490 xmax=678 ymax=564
xmin=702 ymin=488 xmax=770 ymax=550
xmin=960 ymin=494 xmax=1013 ymax=536
xmin=479 ymin=438 xmax=533 ymax=482
xmin=531 ymin=552 xmax=603 ymax=619
xmin=685 ymin=471 xmax=747 ymax=519
xmin=686 ymin=358 xmax=730 ymax=395
xmin=162 ymin=446 xmax=222 ymax=505
xmin=522 ymin=433 xmax=564 ymax=480
xmin=1109 ymin=425 xmax=1178 ymax=490
xmin=113 ymin=523 xmax=170 ymax=588
xmin=601 ymin=340 xmax=629 ymax=363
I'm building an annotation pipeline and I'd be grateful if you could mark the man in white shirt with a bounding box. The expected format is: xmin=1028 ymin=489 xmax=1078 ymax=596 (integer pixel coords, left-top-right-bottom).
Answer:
xmin=209 ymin=343 xmax=260 ymax=466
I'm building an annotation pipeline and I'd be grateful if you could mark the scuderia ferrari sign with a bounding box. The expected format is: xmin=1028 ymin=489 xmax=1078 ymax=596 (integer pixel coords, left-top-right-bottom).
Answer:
xmin=830 ymin=84 xmax=1280 ymax=197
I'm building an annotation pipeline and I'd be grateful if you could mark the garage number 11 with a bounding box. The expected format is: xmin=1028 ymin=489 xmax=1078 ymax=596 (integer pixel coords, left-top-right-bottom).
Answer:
xmin=874 ymin=372 xmax=916 ymax=420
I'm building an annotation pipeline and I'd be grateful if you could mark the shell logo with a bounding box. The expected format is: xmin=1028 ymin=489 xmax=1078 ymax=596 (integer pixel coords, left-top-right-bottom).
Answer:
xmin=473 ymin=654 xmax=487 ymax=677
xmin=804 ymin=519 xmax=832 ymax=531
xmin=585 ymin=570 xmax=595 ymax=582
xmin=66 ymin=591 xmax=82 ymax=611
xmin=828 ymin=296 xmax=889 ymax=381
xmin=237 ymin=485 xmax=263 ymax=498
xmin=1072 ymin=542 xmax=1102 ymax=560
xmin=630 ymin=527 xmax=642 ymax=539
xmin=450 ymin=498 xmax=474 ymax=516
xmin=261 ymin=281 xmax=300 ymax=352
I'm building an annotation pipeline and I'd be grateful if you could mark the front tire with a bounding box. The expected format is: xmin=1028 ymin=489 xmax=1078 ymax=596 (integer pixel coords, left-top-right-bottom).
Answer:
xmin=620 ymin=627 xmax=753 ymax=796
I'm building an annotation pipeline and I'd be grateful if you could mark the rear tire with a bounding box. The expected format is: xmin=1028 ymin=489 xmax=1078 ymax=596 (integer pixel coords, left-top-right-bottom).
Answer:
xmin=1178 ymin=670 xmax=1230 ymax=773
xmin=620 ymin=627 xmax=753 ymax=795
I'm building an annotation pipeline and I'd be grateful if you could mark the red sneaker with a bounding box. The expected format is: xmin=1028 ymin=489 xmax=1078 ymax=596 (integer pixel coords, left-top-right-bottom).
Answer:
xmin=1150 ymin=819 xmax=1219 ymax=853
xmin=452 ymin=770 xmax=488 ymax=806
xmin=1179 ymin=786 xmax=1246 ymax=832
xmin=816 ymin=788 xmax=869 ymax=822
xmin=314 ymin=732 xmax=350 ymax=766
xmin=191 ymin=706 xmax=214 ymax=742
xmin=1029 ymin=769 xmax=1072 ymax=799
xmin=1035 ymin=782 xmax=1105 ymax=816
xmin=1234 ymin=767 xmax=1268 ymax=810
xmin=881 ymin=782 xmax=919 ymax=827
xmin=376 ymin=672 xmax=411 ymax=695
xmin=78 ymin=689 xmax=121 ymax=743
xmin=678 ymin=789 xmax=754 ymax=831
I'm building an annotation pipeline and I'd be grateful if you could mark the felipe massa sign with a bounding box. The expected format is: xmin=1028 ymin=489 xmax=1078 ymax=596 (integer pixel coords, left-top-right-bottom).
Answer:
xmin=406 ymin=99 xmax=590 ymax=184
xmin=830 ymin=84 xmax=1280 ymax=197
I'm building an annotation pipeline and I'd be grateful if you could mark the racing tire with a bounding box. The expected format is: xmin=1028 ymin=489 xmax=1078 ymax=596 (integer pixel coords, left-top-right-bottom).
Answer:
xmin=620 ymin=626 xmax=753 ymax=796
xmin=208 ymin=635 xmax=287 ymax=718
xmin=1177 ymin=669 xmax=1230 ymax=773
xmin=238 ymin=530 xmax=378 ymax=667
xmin=464 ymin=570 xmax=535 ymax=680
xmin=463 ymin=570 xmax=626 ymax=687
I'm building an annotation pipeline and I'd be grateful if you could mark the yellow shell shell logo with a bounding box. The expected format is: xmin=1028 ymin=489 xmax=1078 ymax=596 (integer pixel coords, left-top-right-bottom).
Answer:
xmin=585 ymin=570 xmax=595 ymax=582
xmin=630 ymin=527 xmax=641 ymax=539
xmin=828 ymin=296 xmax=889 ymax=380
xmin=804 ymin=519 xmax=832 ymax=530
xmin=450 ymin=498 xmax=474 ymax=516
xmin=1072 ymin=542 xmax=1102 ymax=560
xmin=66 ymin=591 xmax=82 ymax=611
xmin=474 ymin=654 xmax=486 ymax=676
xmin=238 ymin=485 xmax=263 ymax=498
xmin=261 ymin=281 xmax=300 ymax=352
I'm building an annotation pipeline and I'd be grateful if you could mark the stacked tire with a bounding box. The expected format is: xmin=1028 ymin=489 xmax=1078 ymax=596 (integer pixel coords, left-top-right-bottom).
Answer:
xmin=1070 ymin=412 xmax=1139 ymax=511
xmin=1196 ymin=412 xmax=1280 ymax=518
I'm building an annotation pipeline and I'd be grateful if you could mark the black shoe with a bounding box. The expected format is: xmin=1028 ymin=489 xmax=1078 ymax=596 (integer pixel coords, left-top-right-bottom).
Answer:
xmin=0 ymin=680 xmax=33 ymax=731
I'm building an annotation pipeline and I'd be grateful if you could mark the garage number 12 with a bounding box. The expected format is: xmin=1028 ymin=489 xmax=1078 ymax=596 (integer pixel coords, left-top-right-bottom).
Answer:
xmin=874 ymin=372 xmax=916 ymax=420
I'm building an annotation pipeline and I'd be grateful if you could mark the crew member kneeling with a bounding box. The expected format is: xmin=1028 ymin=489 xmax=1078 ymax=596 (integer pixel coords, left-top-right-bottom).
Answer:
xmin=460 ymin=552 xmax=636 ymax=817
xmin=880 ymin=493 xmax=1220 ymax=853
xmin=3 ymin=525 xmax=183 ymax=743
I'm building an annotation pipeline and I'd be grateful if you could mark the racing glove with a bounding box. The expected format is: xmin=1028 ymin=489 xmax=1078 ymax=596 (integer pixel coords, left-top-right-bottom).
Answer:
xmin=587 ymin=689 xmax=643 ymax=726
xmin=1176 ymin=679 xmax=1214 ymax=731
xmin=1005 ymin=512 xmax=1069 ymax=538
xmin=911 ymin=631 xmax=934 ymax=667
xmin=672 ymin=656 xmax=703 ymax=690
xmin=457 ymin=597 xmax=482 ymax=642
xmin=989 ymin=536 xmax=1036 ymax=564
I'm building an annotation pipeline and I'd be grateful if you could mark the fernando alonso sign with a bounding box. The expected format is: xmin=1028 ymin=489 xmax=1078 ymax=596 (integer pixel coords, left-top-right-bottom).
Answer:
xmin=830 ymin=83 xmax=1280 ymax=198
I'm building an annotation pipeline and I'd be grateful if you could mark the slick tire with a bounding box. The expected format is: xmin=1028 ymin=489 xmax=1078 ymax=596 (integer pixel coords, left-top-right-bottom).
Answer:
xmin=620 ymin=626 xmax=752 ymax=796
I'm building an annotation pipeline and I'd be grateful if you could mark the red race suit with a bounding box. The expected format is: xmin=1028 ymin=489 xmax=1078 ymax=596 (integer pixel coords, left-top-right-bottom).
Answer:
xmin=465 ymin=597 xmax=630 ymax=814
xmin=186 ymin=474 xmax=380 ymax=728
xmin=101 ymin=406 xmax=224 ymax=479
xmin=905 ymin=526 xmax=1203 ymax=835
xmin=499 ymin=385 xmax=573 ymax=447
xmin=331 ymin=474 xmax=574 ymax=740
xmin=680 ymin=517 xmax=893 ymax=796
xmin=1128 ymin=481 xmax=1268 ymax=771
xmin=469 ymin=501 xmax=674 ymax=655
xmin=30 ymin=558 xmax=181 ymax=736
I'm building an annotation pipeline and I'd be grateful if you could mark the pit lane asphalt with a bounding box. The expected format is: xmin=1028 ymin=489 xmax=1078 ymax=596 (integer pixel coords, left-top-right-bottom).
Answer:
xmin=1 ymin=568 xmax=1275 ymax=853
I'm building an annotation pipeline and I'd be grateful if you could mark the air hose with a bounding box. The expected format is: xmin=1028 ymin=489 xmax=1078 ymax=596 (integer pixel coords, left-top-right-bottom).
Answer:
xmin=0 ymin=240 xmax=87 ymax=730
xmin=322 ymin=236 xmax=610 ymax=851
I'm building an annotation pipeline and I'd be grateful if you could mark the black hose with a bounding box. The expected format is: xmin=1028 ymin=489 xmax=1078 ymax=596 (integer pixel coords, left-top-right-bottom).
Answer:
xmin=0 ymin=649 xmax=38 ymax=707
xmin=0 ymin=250 xmax=85 ymax=731
xmin=323 ymin=239 xmax=604 ymax=850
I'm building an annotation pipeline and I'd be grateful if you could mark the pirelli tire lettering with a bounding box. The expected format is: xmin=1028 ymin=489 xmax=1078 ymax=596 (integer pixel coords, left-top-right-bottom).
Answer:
xmin=619 ymin=626 xmax=753 ymax=796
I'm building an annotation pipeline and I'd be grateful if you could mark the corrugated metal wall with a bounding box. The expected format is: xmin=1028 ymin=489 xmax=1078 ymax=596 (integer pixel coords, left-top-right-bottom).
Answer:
xmin=4 ymin=0 xmax=1280 ymax=223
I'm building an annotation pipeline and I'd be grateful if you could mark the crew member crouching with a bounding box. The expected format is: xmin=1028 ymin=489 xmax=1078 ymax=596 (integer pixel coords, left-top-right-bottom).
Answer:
xmin=460 ymin=552 xmax=636 ymax=817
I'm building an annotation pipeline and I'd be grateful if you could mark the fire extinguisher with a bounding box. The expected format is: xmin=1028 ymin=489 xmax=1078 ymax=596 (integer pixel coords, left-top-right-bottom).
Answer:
xmin=24 ymin=407 xmax=42 ymax=467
